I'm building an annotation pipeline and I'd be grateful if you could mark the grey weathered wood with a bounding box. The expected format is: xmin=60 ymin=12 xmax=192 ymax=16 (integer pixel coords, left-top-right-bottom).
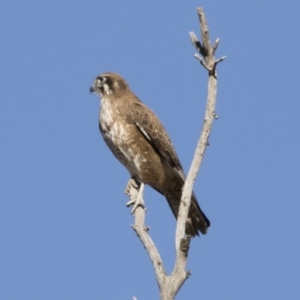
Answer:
xmin=126 ymin=7 xmax=225 ymax=299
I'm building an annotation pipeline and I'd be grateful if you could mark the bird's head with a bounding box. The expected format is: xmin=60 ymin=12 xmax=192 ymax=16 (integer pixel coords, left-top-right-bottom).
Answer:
xmin=90 ymin=72 xmax=130 ymax=97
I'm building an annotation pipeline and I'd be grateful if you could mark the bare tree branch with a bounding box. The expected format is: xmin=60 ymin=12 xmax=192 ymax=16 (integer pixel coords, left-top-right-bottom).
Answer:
xmin=125 ymin=179 xmax=168 ymax=296
xmin=126 ymin=7 xmax=225 ymax=300
xmin=174 ymin=5 xmax=225 ymax=296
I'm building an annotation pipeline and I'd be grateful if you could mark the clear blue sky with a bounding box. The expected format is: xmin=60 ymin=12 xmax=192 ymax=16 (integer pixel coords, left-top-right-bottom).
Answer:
xmin=1 ymin=1 xmax=299 ymax=299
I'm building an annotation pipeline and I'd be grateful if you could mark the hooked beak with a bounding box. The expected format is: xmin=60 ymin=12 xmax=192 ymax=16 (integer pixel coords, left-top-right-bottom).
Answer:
xmin=90 ymin=85 xmax=96 ymax=93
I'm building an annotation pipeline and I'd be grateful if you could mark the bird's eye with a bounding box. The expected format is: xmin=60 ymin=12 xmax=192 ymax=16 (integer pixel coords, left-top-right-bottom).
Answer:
xmin=97 ymin=76 xmax=107 ymax=86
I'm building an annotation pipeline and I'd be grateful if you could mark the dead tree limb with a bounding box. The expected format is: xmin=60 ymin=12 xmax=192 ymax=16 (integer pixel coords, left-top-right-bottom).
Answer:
xmin=173 ymin=7 xmax=225 ymax=298
xmin=176 ymin=7 xmax=226 ymax=256
xmin=125 ymin=179 xmax=167 ymax=292
xmin=126 ymin=7 xmax=225 ymax=300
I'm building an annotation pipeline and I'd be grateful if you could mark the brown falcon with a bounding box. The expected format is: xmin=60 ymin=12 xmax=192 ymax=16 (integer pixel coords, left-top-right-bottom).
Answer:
xmin=90 ymin=72 xmax=210 ymax=236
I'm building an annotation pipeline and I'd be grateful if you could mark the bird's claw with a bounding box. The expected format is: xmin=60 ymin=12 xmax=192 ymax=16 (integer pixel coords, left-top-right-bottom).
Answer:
xmin=128 ymin=197 xmax=145 ymax=214
xmin=124 ymin=178 xmax=139 ymax=196
xmin=124 ymin=178 xmax=145 ymax=214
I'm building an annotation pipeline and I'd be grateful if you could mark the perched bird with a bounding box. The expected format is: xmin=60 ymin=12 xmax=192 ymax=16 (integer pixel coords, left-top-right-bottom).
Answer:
xmin=90 ymin=72 xmax=210 ymax=236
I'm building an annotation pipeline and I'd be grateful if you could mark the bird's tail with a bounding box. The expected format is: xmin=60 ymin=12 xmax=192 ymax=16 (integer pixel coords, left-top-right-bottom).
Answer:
xmin=165 ymin=189 xmax=210 ymax=237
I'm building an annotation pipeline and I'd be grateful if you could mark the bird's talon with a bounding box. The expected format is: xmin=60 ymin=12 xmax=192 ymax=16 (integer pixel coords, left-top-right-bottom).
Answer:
xmin=131 ymin=180 xmax=139 ymax=189
xmin=126 ymin=199 xmax=134 ymax=207
xmin=131 ymin=201 xmax=145 ymax=214
xmin=124 ymin=178 xmax=140 ymax=195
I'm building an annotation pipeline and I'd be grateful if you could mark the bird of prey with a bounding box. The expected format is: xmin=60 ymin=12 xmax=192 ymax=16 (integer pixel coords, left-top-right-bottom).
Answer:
xmin=90 ymin=72 xmax=210 ymax=236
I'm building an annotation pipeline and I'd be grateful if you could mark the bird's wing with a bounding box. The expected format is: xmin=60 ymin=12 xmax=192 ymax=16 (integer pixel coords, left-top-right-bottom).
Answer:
xmin=127 ymin=95 xmax=209 ymax=235
xmin=129 ymin=98 xmax=186 ymax=178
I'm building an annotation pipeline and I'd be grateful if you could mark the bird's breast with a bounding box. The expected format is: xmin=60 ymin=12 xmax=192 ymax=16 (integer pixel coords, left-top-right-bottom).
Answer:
xmin=99 ymin=97 xmax=115 ymax=132
xmin=99 ymin=98 xmax=142 ymax=176
xmin=99 ymin=98 xmax=164 ymax=184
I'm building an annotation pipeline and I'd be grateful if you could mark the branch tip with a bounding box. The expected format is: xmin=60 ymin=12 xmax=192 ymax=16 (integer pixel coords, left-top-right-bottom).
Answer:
xmin=215 ymin=56 xmax=226 ymax=64
xmin=189 ymin=31 xmax=198 ymax=43
xmin=197 ymin=7 xmax=204 ymax=14
xmin=213 ymin=38 xmax=220 ymax=54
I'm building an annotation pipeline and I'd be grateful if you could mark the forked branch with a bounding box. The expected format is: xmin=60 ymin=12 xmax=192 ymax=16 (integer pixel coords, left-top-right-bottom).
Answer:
xmin=175 ymin=6 xmax=225 ymax=280
xmin=126 ymin=7 xmax=225 ymax=300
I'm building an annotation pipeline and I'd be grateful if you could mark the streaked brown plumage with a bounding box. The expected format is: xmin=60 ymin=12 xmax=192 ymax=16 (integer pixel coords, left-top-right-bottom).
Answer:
xmin=90 ymin=72 xmax=210 ymax=236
